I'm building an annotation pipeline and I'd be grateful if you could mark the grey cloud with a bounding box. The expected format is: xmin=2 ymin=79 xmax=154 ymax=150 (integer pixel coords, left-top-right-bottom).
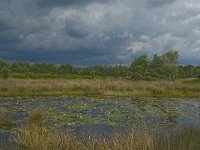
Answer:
xmin=145 ymin=0 xmax=176 ymax=7
xmin=0 ymin=0 xmax=199 ymax=65
xmin=0 ymin=20 xmax=12 ymax=31
xmin=36 ymin=0 xmax=111 ymax=7
xmin=64 ymin=19 xmax=89 ymax=39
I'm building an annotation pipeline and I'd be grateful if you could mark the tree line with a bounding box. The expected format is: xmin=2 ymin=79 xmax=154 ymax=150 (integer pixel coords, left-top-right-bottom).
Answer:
xmin=0 ymin=50 xmax=199 ymax=80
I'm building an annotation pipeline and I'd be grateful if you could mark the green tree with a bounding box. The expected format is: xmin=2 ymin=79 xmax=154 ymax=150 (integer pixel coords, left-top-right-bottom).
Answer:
xmin=131 ymin=55 xmax=149 ymax=80
xmin=197 ymin=66 xmax=200 ymax=79
xmin=177 ymin=65 xmax=185 ymax=78
xmin=59 ymin=65 xmax=73 ymax=74
xmin=10 ymin=62 xmax=31 ymax=73
xmin=183 ymin=65 xmax=196 ymax=78
xmin=1 ymin=67 xmax=9 ymax=79
xmin=149 ymin=55 xmax=165 ymax=79
xmin=0 ymin=59 xmax=9 ymax=79
xmin=163 ymin=50 xmax=179 ymax=83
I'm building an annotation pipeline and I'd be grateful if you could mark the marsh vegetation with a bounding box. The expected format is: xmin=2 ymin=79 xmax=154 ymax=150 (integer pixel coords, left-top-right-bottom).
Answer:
xmin=0 ymin=51 xmax=200 ymax=149
xmin=0 ymin=78 xmax=200 ymax=98
xmin=14 ymin=125 xmax=200 ymax=150
xmin=0 ymin=97 xmax=200 ymax=149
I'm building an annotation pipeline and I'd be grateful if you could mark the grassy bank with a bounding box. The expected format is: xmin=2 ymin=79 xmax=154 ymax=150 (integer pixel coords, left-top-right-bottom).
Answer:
xmin=0 ymin=78 xmax=200 ymax=98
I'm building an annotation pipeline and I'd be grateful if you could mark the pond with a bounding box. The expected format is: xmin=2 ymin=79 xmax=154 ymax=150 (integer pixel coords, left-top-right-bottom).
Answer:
xmin=0 ymin=96 xmax=200 ymax=147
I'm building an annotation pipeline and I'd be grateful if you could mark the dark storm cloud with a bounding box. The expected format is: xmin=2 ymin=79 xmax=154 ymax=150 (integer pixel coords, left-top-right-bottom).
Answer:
xmin=0 ymin=0 xmax=199 ymax=65
xmin=64 ymin=18 xmax=89 ymax=39
xmin=0 ymin=20 xmax=12 ymax=31
xmin=1 ymin=49 xmax=124 ymax=66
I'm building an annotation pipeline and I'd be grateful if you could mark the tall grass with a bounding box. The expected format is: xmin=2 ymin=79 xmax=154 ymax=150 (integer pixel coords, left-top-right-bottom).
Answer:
xmin=14 ymin=125 xmax=200 ymax=150
xmin=14 ymin=125 xmax=155 ymax=150
xmin=0 ymin=79 xmax=200 ymax=97
xmin=156 ymin=127 xmax=200 ymax=150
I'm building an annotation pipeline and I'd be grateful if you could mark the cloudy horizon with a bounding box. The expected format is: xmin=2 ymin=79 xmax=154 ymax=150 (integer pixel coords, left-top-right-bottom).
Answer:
xmin=0 ymin=0 xmax=200 ymax=66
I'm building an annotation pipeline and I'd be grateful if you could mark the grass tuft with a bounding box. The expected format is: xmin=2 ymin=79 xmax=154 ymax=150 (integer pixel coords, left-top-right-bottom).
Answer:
xmin=28 ymin=107 xmax=45 ymax=127
xmin=0 ymin=115 xmax=16 ymax=129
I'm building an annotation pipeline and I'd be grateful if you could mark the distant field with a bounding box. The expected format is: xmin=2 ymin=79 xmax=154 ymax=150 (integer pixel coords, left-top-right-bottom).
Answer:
xmin=0 ymin=78 xmax=200 ymax=98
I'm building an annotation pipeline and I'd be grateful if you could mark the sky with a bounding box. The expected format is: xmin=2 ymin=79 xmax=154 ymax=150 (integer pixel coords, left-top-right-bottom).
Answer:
xmin=0 ymin=0 xmax=200 ymax=66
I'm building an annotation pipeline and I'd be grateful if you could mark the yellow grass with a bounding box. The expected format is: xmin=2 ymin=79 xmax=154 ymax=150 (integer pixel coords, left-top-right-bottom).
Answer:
xmin=14 ymin=125 xmax=200 ymax=150
xmin=0 ymin=78 xmax=199 ymax=98
xmin=28 ymin=107 xmax=45 ymax=127
xmin=15 ymin=126 xmax=155 ymax=150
